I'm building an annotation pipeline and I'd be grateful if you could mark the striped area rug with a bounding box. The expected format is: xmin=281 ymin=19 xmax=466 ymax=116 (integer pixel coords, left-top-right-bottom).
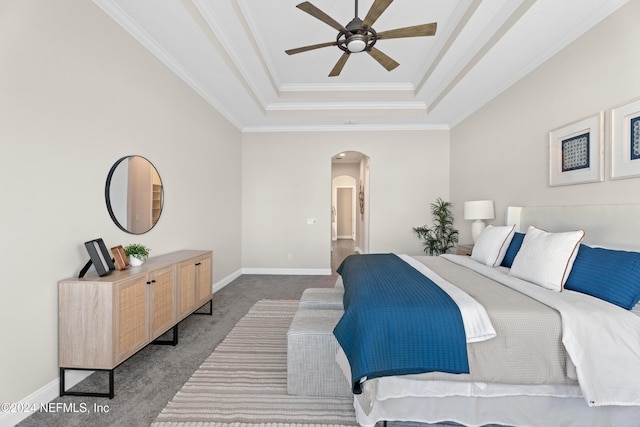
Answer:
xmin=151 ymin=299 xmax=359 ymax=427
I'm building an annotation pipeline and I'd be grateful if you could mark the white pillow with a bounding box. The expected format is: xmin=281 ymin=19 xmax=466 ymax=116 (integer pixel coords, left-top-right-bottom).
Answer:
xmin=509 ymin=226 xmax=585 ymax=291
xmin=471 ymin=225 xmax=516 ymax=267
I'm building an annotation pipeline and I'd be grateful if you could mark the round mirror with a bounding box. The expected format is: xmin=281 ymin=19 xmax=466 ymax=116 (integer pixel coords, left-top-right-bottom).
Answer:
xmin=105 ymin=155 xmax=163 ymax=234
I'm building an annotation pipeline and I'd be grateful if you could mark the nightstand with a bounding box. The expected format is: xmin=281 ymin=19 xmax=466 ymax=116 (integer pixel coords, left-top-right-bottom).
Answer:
xmin=456 ymin=244 xmax=474 ymax=256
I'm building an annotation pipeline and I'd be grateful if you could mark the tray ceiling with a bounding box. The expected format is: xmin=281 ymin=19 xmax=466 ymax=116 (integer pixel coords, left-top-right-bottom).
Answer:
xmin=93 ymin=0 xmax=629 ymax=131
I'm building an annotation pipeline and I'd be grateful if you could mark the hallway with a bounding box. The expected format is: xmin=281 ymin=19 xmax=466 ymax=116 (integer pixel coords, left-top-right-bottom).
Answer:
xmin=331 ymin=239 xmax=357 ymax=273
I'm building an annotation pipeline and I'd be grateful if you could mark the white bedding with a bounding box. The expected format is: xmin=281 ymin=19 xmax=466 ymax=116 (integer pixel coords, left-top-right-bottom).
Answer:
xmin=336 ymin=204 xmax=640 ymax=426
xmin=337 ymin=254 xmax=640 ymax=426
xmin=336 ymin=254 xmax=572 ymax=401
xmin=397 ymin=254 xmax=496 ymax=343
xmin=443 ymin=254 xmax=640 ymax=407
xmin=335 ymin=255 xmax=497 ymax=345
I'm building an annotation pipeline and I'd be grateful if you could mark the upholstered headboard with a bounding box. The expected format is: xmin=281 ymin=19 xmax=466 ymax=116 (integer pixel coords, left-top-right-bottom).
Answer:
xmin=506 ymin=204 xmax=640 ymax=251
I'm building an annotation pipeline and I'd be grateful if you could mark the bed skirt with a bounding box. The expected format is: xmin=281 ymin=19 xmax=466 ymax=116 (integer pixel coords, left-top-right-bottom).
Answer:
xmin=353 ymin=391 xmax=640 ymax=427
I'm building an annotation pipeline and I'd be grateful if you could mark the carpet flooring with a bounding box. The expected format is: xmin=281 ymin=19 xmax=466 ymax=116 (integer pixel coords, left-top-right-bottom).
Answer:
xmin=15 ymin=271 xmax=478 ymax=427
xmin=151 ymin=299 xmax=358 ymax=427
xmin=16 ymin=274 xmax=337 ymax=427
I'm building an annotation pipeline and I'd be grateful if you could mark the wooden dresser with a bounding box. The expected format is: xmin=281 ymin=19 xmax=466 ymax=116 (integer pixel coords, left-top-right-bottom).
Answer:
xmin=58 ymin=250 xmax=212 ymax=398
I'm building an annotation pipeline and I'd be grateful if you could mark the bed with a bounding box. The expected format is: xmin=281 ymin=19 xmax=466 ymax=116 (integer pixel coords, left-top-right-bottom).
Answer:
xmin=333 ymin=204 xmax=640 ymax=427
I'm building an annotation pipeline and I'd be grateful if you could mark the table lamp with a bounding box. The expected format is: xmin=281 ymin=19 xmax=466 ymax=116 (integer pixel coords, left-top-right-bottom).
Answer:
xmin=464 ymin=200 xmax=495 ymax=243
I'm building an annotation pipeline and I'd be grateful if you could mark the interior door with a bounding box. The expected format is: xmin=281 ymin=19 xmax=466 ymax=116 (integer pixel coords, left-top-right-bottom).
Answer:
xmin=337 ymin=187 xmax=354 ymax=239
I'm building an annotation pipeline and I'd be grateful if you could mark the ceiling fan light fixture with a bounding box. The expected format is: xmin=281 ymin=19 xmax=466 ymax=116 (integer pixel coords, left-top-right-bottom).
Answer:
xmin=286 ymin=0 xmax=437 ymax=76
xmin=346 ymin=34 xmax=367 ymax=53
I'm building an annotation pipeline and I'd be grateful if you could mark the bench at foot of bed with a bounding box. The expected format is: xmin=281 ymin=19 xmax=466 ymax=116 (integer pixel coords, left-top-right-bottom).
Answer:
xmin=299 ymin=287 xmax=344 ymax=310
xmin=286 ymin=308 xmax=351 ymax=397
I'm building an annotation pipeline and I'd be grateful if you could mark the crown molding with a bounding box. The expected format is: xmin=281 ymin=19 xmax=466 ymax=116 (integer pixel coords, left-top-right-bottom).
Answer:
xmin=279 ymin=82 xmax=415 ymax=94
xmin=266 ymin=101 xmax=427 ymax=113
xmin=92 ymin=0 xmax=244 ymax=129
xmin=242 ymin=123 xmax=449 ymax=133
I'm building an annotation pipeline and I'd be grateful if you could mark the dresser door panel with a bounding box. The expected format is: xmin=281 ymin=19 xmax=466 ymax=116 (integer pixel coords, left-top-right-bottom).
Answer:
xmin=196 ymin=255 xmax=212 ymax=305
xmin=115 ymin=275 xmax=149 ymax=363
xmin=150 ymin=266 xmax=177 ymax=340
xmin=178 ymin=261 xmax=196 ymax=320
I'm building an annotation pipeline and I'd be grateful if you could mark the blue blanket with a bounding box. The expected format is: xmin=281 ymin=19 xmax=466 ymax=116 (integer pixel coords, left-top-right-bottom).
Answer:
xmin=333 ymin=254 xmax=469 ymax=394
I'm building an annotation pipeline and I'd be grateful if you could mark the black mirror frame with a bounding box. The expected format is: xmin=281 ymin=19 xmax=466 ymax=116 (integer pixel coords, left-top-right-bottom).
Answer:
xmin=105 ymin=155 xmax=163 ymax=235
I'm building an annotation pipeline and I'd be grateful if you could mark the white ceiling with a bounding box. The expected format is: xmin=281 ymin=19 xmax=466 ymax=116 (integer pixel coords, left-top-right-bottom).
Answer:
xmin=93 ymin=0 xmax=628 ymax=132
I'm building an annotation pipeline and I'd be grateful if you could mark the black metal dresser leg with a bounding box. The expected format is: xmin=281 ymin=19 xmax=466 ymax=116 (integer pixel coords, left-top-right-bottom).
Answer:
xmin=59 ymin=367 xmax=114 ymax=399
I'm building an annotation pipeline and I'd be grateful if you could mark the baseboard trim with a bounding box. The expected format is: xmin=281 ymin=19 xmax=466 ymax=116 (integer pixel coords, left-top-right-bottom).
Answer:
xmin=3 ymin=267 xmax=328 ymax=426
xmin=242 ymin=267 xmax=332 ymax=276
xmin=212 ymin=269 xmax=242 ymax=294
xmin=0 ymin=370 xmax=91 ymax=427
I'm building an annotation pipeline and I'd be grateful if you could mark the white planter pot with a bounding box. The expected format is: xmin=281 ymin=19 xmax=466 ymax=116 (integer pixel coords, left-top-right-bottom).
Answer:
xmin=129 ymin=255 xmax=145 ymax=266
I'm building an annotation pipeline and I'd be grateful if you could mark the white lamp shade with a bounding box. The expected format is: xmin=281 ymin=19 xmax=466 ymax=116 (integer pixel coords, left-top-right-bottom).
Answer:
xmin=464 ymin=200 xmax=495 ymax=220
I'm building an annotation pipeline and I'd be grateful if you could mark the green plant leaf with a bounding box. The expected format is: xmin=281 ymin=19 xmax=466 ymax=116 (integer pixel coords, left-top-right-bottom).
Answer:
xmin=124 ymin=243 xmax=151 ymax=259
xmin=412 ymin=197 xmax=458 ymax=256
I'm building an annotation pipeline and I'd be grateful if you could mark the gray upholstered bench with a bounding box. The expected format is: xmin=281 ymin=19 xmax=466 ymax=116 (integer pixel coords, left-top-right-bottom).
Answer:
xmin=286 ymin=308 xmax=351 ymax=397
xmin=299 ymin=287 xmax=344 ymax=310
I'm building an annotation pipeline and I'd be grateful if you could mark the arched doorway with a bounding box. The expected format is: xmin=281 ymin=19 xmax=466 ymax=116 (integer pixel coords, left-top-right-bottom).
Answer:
xmin=331 ymin=151 xmax=370 ymax=271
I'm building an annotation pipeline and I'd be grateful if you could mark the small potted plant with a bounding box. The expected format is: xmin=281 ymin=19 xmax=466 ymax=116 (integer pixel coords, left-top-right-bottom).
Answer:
xmin=124 ymin=243 xmax=150 ymax=266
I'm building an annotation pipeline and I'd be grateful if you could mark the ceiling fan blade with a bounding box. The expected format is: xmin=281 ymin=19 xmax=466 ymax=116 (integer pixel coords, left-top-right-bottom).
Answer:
xmin=367 ymin=47 xmax=399 ymax=72
xmin=377 ymin=22 xmax=437 ymax=40
xmin=285 ymin=41 xmax=338 ymax=55
xmin=329 ymin=52 xmax=350 ymax=77
xmin=362 ymin=0 xmax=393 ymax=28
xmin=296 ymin=2 xmax=349 ymax=33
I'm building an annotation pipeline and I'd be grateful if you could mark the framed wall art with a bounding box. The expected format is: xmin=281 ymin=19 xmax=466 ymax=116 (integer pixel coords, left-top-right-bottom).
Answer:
xmin=611 ymin=97 xmax=640 ymax=179
xmin=549 ymin=112 xmax=604 ymax=187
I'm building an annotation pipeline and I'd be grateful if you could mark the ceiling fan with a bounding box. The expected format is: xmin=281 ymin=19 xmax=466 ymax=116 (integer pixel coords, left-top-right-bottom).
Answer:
xmin=285 ymin=0 xmax=437 ymax=77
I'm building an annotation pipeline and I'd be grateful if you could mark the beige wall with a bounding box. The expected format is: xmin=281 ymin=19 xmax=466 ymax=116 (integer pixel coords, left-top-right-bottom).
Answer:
xmin=450 ymin=0 xmax=640 ymax=243
xmin=0 ymin=0 xmax=241 ymax=405
xmin=7 ymin=0 xmax=634 ymax=410
xmin=241 ymin=130 xmax=450 ymax=270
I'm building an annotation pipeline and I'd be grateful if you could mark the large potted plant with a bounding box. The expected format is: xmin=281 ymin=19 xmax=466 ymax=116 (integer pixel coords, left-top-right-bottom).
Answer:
xmin=413 ymin=198 xmax=459 ymax=255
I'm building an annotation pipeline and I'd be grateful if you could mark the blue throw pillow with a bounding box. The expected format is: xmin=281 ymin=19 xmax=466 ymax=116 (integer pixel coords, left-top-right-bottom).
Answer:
xmin=500 ymin=232 xmax=525 ymax=268
xmin=565 ymin=244 xmax=640 ymax=310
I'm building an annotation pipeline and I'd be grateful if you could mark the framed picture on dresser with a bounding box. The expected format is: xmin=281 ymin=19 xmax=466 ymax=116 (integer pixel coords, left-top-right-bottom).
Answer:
xmin=549 ymin=112 xmax=604 ymax=186
xmin=611 ymin=97 xmax=640 ymax=179
xmin=80 ymin=238 xmax=116 ymax=277
xmin=110 ymin=245 xmax=130 ymax=270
